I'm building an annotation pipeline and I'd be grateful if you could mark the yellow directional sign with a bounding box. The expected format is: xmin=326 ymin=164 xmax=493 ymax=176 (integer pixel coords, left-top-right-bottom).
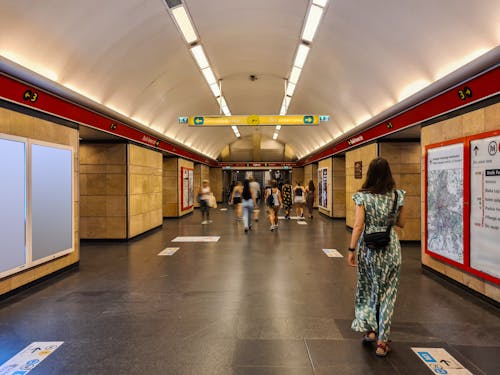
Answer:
xmin=187 ymin=115 xmax=321 ymax=126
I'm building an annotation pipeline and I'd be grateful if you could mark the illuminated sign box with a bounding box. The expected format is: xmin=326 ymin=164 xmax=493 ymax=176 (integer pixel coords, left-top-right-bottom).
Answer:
xmin=183 ymin=115 xmax=326 ymax=126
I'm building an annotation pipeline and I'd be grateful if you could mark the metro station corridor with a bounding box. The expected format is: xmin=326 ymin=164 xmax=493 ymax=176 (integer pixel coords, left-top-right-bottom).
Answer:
xmin=1 ymin=207 xmax=499 ymax=374
xmin=1 ymin=1 xmax=500 ymax=374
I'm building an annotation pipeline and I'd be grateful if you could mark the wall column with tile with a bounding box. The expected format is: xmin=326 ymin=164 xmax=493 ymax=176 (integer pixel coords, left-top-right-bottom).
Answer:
xmin=379 ymin=142 xmax=421 ymax=241
xmin=194 ymin=164 xmax=210 ymax=207
xmin=345 ymin=143 xmax=378 ymax=227
xmin=80 ymin=143 xmax=127 ymax=239
xmin=292 ymin=167 xmax=304 ymax=187
xmin=210 ymin=167 xmax=223 ymax=202
xmin=421 ymin=102 xmax=500 ymax=301
xmin=304 ymin=163 xmax=318 ymax=207
xmin=163 ymin=158 xmax=178 ymax=217
xmin=332 ymin=157 xmax=346 ymax=218
xmin=128 ymin=144 xmax=163 ymax=238
xmin=0 ymin=107 xmax=79 ymax=296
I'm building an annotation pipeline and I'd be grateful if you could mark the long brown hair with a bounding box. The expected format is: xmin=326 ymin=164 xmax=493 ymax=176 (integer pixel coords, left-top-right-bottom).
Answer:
xmin=360 ymin=157 xmax=395 ymax=194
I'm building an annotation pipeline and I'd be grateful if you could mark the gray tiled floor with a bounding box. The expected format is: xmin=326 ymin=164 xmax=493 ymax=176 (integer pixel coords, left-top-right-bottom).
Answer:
xmin=0 ymin=206 xmax=499 ymax=374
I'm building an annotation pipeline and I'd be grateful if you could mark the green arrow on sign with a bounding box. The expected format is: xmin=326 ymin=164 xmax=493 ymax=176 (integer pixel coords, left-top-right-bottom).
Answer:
xmin=304 ymin=115 xmax=313 ymax=124
xmin=194 ymin=117 xmax=204 ymax=125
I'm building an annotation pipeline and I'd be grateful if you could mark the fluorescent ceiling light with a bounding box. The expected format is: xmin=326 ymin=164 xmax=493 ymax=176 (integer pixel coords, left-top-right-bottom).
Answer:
xmin=218 ymin=96 xmax=227 ymax=108
xmin=286 ymin=82 xmax=296 ymax=97
xmin=293 ymin=44 xmax=310 ymax=69
xmin=231 ymin=126 xmax=238 ymax=131
xmin=219 ymin=96 xmax=231 ymax=116
xmin=190 ymin=45 xmax=209 ymax=69
xmin=202 ymin=67 xmax=217 ymax=85
xmin=302 ymin=5 xmax=323 ymax=43
xmin=289 ymin=66 xmax=302 ymax=84
xmin=276 ymin=125 xmax=281 ymax=130
xmin=172 ymin=6 xmax=198 ymax=44
xmin=209 ymin=83 xmax=221 ymax=97
xmin=313 ymin=0 xmax=328 ymax=7
xmin=280 ymin=95 xmax=291 ymax=115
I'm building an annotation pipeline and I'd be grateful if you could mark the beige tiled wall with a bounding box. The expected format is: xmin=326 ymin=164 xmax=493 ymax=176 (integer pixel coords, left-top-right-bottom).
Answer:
xmin=379 ymin=142 xmax=420 ymax=241
xmin=80 ymin=143 xmax=127 ymax=239
xmin=128 ymin=144 xmax=163 ymax=238
xmin=345 ymin=143 xmax=378 ymax=226
xmin=194 ymin=164 xmax=210 ymax=207
xmin=304 ymin=164 xmax=318 ymax=207
xmin=210 ymin=167 xmax=223 ymax=202
xmin=421 ymin=102 xmax=500 ymax=302
xmin=163 ymin=158 xmax=178 ymax=217
xmin=292 ymin=167 xmax=304 ymax=187
xmin=0 ymin=108 xmax=79 ymax=296
xmin=332 ymin=157 xmax=346 ymax=218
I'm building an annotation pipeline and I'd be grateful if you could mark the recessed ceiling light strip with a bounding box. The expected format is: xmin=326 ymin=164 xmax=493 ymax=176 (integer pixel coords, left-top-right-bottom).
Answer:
xmin=167 ymin=1 xmax=239 ymax=138
xmin=277 ymin=0 xmax=328 ymax=141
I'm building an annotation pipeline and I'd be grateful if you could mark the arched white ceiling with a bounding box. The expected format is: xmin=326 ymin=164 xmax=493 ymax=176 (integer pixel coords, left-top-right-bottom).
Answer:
xmin=1 ymin=0 xmax=499 ymax=160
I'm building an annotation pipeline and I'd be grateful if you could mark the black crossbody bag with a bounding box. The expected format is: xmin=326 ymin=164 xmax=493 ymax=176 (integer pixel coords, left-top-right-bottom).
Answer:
xmin=363 ymin=191 xmax=398 ymax=250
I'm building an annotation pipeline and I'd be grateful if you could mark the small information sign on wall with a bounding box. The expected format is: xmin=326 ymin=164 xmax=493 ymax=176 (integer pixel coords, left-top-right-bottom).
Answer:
xmin=354 ymin=161 xmax=362 ymax=179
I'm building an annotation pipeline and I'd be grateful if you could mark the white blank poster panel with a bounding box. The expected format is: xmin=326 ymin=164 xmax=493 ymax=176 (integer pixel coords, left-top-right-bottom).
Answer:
xmin=31 ymin=144 xmax=73 ymax=261
xmin=0 ymin=138 xmax=26 ymax=275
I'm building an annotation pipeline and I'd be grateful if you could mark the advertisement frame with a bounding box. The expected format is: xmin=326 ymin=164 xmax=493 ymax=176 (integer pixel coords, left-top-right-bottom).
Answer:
xmin=425 ymin=130 xmax=500 ymax=286
xmin=318 ymin=167 xmax=328 ymax=210
xmin=467 ymin=129 xmax=500 ymax=285
xmin=180 ymin=167 xmax=194 ymax=211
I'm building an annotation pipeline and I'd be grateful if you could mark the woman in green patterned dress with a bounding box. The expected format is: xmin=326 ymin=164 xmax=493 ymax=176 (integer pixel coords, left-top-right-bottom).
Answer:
xmin=347 ymin=157 xmax=406 ymax=357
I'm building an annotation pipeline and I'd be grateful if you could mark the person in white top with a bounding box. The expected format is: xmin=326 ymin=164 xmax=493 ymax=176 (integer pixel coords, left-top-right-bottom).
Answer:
xmin=249 ymin=177 xmax=261 ymax=204
xmin=266 ymin=180 xmax=282 ymax=231
xmin=198 ymin=179 xmax=212 ymax=224
xmin=230 ymin=181 xmax=243 ymax=220
xmin=294 ymin=181 xmax=306 ymax=219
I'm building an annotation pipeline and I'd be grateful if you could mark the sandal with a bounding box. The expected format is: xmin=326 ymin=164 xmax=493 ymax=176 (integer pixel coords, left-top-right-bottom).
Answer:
xmin=375 ymin=341 xmax=391 ymax=357
xmin=362 ymin=331 xmax=377 ymax=343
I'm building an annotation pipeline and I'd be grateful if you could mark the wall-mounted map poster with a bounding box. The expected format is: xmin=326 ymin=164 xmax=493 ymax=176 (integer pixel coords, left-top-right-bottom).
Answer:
xmin=470 ymin=135 xmax=500 ymax=279
xmin=318 ymin=167 xmax=328 ymax=209
xmin=181 ymin=167 xmax=194 ymax=210
xmin=426 ymin=143 xmax=464 ymax=264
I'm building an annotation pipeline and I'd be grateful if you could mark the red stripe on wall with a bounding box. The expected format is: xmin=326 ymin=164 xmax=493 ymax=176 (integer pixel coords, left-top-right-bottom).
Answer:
xmin=0 ymin=74 xmax=218 ymax=166
xmin=301 ymin=66 xmax=500 ymax=165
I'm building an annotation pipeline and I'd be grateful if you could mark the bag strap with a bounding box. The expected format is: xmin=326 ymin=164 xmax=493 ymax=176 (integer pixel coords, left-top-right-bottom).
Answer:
xmin=385 ymin=190 xmax=398 ymax=234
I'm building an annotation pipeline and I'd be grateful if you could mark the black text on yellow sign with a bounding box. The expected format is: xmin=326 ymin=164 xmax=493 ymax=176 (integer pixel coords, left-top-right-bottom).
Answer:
xmin=187 ymin=115 xmax=320 ymax=126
